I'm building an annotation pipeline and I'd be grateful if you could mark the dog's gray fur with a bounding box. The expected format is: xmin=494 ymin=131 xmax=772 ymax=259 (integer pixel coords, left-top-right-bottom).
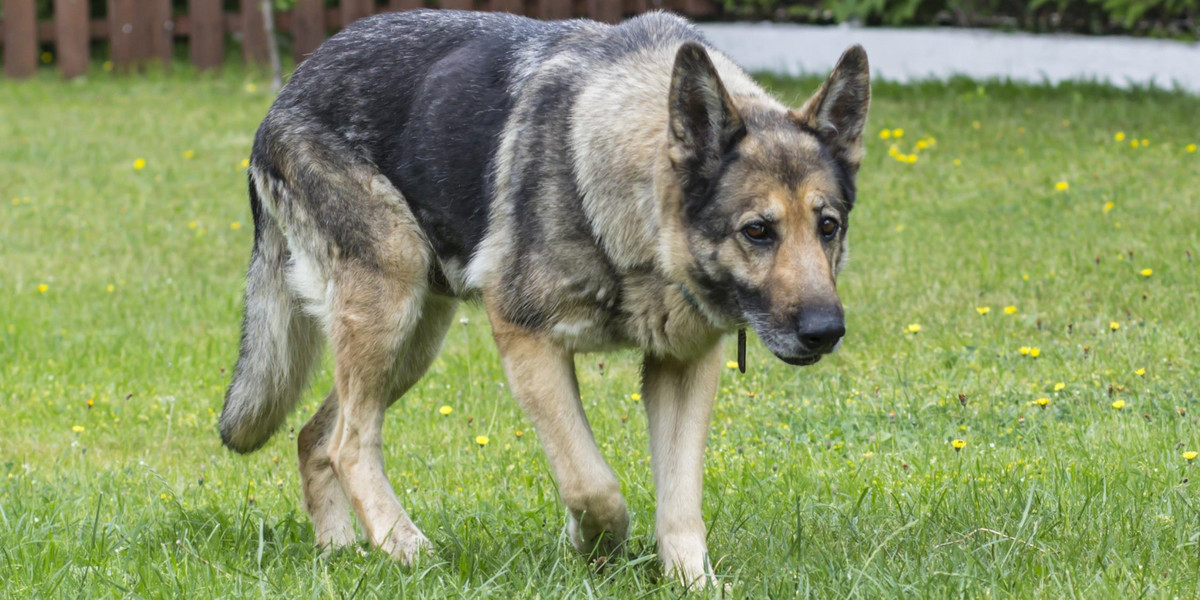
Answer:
xmin=219 ymin=9 xmax=869 ymax=584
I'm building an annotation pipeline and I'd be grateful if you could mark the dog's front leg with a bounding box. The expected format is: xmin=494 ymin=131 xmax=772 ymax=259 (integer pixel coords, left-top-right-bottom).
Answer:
xmin=642 ymin=341 xmax=723 ymax=586
xmin=489 ymin=311 xmax=629 ymax=555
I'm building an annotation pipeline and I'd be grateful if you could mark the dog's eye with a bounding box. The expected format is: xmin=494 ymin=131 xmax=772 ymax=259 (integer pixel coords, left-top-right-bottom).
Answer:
xmin=742 ymin=221 xmax=772 ymax=243
xmin=819 ymin=217 xmax=839 ymax=239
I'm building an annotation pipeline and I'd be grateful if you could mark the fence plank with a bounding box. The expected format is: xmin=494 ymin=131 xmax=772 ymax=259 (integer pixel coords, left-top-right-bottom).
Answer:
xmin=341 ymin=0 xmax=374 ymax=27
xmin=241 ymin=0 xmax=270 ymax=65
xmin=586 ymin=0 xmax=621 ymax=23
xmin=188 ymin=0 xmax=223 ymax=69
xmin=54 ymin=0 xmax=90 ymax=78
xmin=388 ymin=0 xmax=425 ymax=11
xmin=3 ymin=0 xmax=37 ymax=78
xmin=294 ymin=0 xmax=325 ymax=61
xmin=131 ymin=1 xmax=154 ymax=64
xmin=151 ymin=0 xmax=174 ymax=65
xmin=108 ymin=0 xmax=135 ymax=73
xmin=539 ymin=0 xmax=572 ymax=19
xmin=441 ymin=0 xmax=475 ymax=10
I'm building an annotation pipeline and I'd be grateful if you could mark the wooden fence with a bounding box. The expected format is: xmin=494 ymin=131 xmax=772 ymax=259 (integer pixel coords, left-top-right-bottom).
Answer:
xmin=0 ymin=0 xmax=717 ymax=79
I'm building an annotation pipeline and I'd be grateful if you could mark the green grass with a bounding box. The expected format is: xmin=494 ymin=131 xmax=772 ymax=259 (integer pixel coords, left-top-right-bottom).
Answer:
xmin=2 ymin=64 xmax=1199 ymax=598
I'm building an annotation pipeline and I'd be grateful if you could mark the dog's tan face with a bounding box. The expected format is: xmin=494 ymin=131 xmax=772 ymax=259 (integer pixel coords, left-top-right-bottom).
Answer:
xmin=667 ymin=43 xmax=869 ymax=365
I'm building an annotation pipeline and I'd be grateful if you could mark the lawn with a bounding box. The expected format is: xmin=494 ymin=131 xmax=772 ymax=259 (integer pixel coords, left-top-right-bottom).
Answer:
xmin=1 ymin=64 xmax=1198 ymax=598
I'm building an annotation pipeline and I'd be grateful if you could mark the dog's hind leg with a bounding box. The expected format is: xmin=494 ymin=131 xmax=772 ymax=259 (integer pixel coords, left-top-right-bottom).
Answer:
xmin=291 ymin=172 xmax=439 ymax=565
xmin=299 ymin=295 xmax=456 ymax=553
xmin=298 ymin=390 xmax=356 ymax=550
xmin=642 ymin=341 xmax=723 ymax=587
xmin=488 ymin=307 xmax=630 ymax=555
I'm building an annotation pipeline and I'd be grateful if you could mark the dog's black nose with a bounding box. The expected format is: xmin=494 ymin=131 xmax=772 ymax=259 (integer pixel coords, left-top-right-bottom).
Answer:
xmin=797 ymin=309 xmax=845 ymax=352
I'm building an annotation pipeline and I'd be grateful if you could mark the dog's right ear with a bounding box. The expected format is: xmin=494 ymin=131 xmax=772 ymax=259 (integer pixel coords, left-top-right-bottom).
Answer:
xmin=667 ymin=43 xmax=745 ymax=202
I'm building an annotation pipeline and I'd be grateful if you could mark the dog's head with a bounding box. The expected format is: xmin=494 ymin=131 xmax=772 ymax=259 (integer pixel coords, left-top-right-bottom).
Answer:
xmin=664 ymin=43 xmax=869 ymax=366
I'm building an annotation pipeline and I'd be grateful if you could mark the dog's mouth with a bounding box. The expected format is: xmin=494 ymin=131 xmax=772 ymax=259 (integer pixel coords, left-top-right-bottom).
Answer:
xmin=777 ymin=353 xmax=823 ymax=366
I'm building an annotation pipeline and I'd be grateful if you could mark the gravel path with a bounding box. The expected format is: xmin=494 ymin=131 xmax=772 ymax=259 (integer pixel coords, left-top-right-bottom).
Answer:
xmin=696 ymin=23 xmax=1200 ymax=93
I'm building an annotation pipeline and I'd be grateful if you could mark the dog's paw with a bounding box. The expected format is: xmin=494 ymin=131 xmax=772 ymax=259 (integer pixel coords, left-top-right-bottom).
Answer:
xmin=567 ymin=506 xmax=629 ymax=556
xmin=315 ymin=523 xmax=357 ymax=554
xmin=379 ymin=527 xmax=433 ymax=566
xmin=659 ymin=534 xmax=724 ymax=591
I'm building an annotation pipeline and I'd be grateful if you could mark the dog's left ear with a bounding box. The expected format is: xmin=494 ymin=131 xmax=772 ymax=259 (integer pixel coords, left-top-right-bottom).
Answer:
xmin=668 ymin=43 xmax=746 ymax=202
xmin=791 ymin=45 xmax=870 ymax=174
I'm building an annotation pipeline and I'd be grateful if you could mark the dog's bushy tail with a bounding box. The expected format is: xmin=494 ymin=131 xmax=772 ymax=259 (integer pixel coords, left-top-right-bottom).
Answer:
xmin=219 ymin=178 xmax=321 ymax=454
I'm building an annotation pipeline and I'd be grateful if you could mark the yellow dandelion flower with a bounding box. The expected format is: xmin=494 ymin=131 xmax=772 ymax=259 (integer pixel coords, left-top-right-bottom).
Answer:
xmin=37 ymin=284 xmax=49 ymax=293
xmin=1030 ymin=347 xmax=1041 ymax=358
xmin=188 ymin=221 xmax=198 ymax=229
xmin=1055 ymin=181 xmax=1069 ymax=191
xmin=1135 ymin=368 xmax=1145 ymax=376
xmin=244 ymin=83 xmax=258 ymax=93
xmin=976 ymin=306 xmax=990 ymax=315
xmin=1186 ymin=143 xmax=1197 ymax=153
xmin=1018 ymin=346 xmax=1031 ymax=355
xmin=230 ymin=221 xmax=242 ymax=230
xmin=1103 ymin=201 xmax=1114 ymax=214
xmin=1004 ymin=305 xmax=1017 ymax=315
xmin=515 ymin=430 xmax=523 ymax=438
xmin=1139 ymin=268 xmax=1152 ymax=277
xmin=438 ymin=405 xmax=453 ymax=416
xmin=630 ymin=393 xmax=642 ymax=401
xmin=72 ymin=425 xmax=84 ymax=433
xmin=1140 ymin=139 xmax=1149 ymax=146
xmin=879 ymin=129 xmax=891 ymax=140
xmin=888 ymin=144 xmax=901 ymax=157
xmin=905 ymin=323 xmax=922 ymax=334
xmin=725 ymin=360 xmax=738 ymax=369
xmin=893 ymin=224 xmax=905 ymax=232
xmin=133 ymin=158 xmax=147 ymax=170
xmin=951 ymin=439 xmax=966 ymax=451
xmin=1111 ymin=400 xmax=1125 ymax=410
xmin=892 ymin=128 xmax=904 ymax=138
xmin=1114 ymin=132 xmax=1125 ymax=141
xmin=1131 ymin=140 xmax=1139 ymax=148
xmin=1110 ymin=321 xmax=1121 ymax=331
xmin=953 ymin=158 xmax=962 ymax=166
xmin=907 ymin=154 xmax=919 ymax=164
xmin=475 ymin=435 xmax=490 ymax=446
xmin=1035 ymin=397 xmax=1050 ymax=407
xmin=1183 ymin=451 xmax=1197 ymax=461
xmin=106 ymin=284 xmax=115 ymax=293
xmin=86 ymin=399 xmax=94 ymax=408
xmin=1054 ymin=382 xmax=1065 ymax=391
xmin=183 ymin=149 xmax=196 ymax=160
xmin=971 ymin=121 xmax=981 ymax=130
xmin=240 ymin=158 xmax=251 ymax=169
xmin=916 ymin=140 xmax=929 ymax=150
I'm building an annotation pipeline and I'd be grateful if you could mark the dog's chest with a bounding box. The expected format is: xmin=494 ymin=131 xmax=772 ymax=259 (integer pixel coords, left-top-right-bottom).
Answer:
xmin=544 ymin=273 xmax=721 ymax=359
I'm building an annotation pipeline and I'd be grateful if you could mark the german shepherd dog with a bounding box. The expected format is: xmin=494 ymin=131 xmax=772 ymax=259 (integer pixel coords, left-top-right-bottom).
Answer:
xmin=219 ymin=9 xmax=869 ymax=584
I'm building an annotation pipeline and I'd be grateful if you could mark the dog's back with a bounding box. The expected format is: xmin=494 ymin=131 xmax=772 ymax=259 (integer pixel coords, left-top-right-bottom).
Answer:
xmin=253 ymin=11 xmax=707 ymax=273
